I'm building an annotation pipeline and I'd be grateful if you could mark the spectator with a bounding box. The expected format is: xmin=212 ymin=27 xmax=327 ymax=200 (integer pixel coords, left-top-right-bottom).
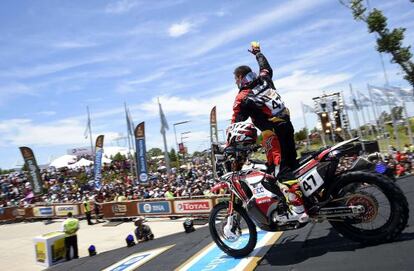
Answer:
xmin=134 ymin=216 xmax=154 ymax=243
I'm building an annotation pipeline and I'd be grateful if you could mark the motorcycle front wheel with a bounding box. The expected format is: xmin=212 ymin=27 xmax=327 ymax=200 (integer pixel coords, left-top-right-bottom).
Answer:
xmin=209 ymin=201 xmax=257 ymax=258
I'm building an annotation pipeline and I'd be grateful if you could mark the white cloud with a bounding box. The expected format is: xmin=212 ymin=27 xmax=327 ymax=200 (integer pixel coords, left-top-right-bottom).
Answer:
xmin=168 ymin=21 xmax=194 ymax=37
xmin=36 ymin=111 xmax=56 ymax=116
xmin=52 ymin=41 xmax=97 ymax=49
xmin=190 ymin=0 xmax=329 ymax=56
xmin=105 ymin=0 xmax=140 ymax=14
xmin=0 ymin=118 xmax=119 ymax=147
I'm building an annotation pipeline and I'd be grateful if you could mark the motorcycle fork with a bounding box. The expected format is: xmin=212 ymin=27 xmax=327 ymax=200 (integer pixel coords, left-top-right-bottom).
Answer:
xmin=227 ymin=193 xmax=235 ymax=215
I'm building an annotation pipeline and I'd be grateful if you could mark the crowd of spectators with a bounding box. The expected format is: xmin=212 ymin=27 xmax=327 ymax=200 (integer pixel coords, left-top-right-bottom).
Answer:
xmin=0 ymin=156 xmax=220 ymax=208
xmin=2 ymin=144 xmax=414 ymax=208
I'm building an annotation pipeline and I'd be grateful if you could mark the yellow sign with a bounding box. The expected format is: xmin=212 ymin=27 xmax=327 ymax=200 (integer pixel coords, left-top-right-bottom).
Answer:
xmin=35 ymin=242 xmax=46 ymax=263
xmin=51 ymin=238 xmax=65 ymax=263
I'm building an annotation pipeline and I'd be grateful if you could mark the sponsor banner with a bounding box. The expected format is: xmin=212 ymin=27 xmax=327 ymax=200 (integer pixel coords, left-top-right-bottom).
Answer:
xmin=137 ymin=201 xmax=171 ymax=215
xmin=35 ymin=242 xmax=46 ymax=263
xmin=178 ymin=231 xmax=282 ymax=271
xmin=54 ymin=205 xmax=79 ymax=216
xmin=210 ymin=106 xmax=218 ymax=143
xmin=67 ymin=147 xmax=92 ymax=156
xmin=33 ymin=207 xmax=54 ymax=217
xmin=134 ymin=122 xmax=148 ymax=184
xmin=0 ymin=207 xmax=4 ymax=216
xmin=19 ymin=146 xmax=43 ymax=195
xmin=111 ymin=204 xmax=128 ymax=216
xmin=93 ymin=135 xmax=104 ymax=190
xmin=174 ymin=199 xmax=212 ymax=214
xmin=51 ymin=238 xmax=65 ymax=263
xmin=12 ymin=208 xmax=26 ymax=218
xmin=102 ymin=245 xmax=174 ymax=271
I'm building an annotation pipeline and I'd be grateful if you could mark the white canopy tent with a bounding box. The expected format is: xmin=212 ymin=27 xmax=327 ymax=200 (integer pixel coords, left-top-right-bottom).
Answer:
xmin=49 ymin=155 xmax=77 ymax=169
xmin=68 ymin=158 xmax=93 ymax=169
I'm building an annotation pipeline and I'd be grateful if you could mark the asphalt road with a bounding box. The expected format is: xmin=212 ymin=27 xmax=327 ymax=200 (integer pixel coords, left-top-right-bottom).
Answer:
xmin=49 ymin=176 xmax=414 ymax=271
xmin=257 ymin=176 xmax=414 ymax=271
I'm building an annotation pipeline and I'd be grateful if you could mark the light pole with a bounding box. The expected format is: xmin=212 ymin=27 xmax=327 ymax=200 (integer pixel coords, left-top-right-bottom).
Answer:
xmin=173 ymin=121 xmax=191 ymax=149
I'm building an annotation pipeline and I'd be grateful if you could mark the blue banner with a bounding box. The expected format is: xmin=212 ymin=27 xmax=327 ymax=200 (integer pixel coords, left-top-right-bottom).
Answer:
xmin=94 ymin=135 xmax=104 ymax=190
xmin=134 ymin=122 xmax=148 ymax=184
xmin=138 ymin=201 xmax=171 ymax=214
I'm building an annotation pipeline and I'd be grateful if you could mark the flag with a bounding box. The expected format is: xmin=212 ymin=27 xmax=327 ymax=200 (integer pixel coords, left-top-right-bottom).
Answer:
xmin=158 ymin=99 xmax=169 ymax=134
xmin=368 ymin=84 xmax=402 ymax=106
xmin=125 ymin=107 xmax=135 ymax=137
xmin=127 ymin=108 xmax=135 ymax=136
xmin=93 ymin=135 xmax=104 ymax=190
xmin=356 ymin=91 xmax=371 ymax=107
xmin=302 ymin=103 xmax=315 ymax=113
xmin=134 ymin=122 xmax=148 ymax=184
xmin=84 ymin=117 xmax=90 ymax=139
xmin=19 ymin=147 xmax=43 ymax=196
xmin=210 ymin=106 xmax=218 ymax=143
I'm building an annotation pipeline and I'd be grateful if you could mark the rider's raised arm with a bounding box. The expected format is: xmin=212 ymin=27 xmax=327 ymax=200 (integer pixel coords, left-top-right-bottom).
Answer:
xmin=256 ymin=52 xmax=273 ymax=79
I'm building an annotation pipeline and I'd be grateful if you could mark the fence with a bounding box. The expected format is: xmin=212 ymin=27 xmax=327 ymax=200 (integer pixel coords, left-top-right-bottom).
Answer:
xmin=0 ymin=196 xmax=230 ymax=223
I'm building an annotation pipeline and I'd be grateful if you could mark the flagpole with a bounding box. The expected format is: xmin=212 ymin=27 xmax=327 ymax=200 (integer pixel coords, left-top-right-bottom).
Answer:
xmin=357 ymin=91 xmax=373 ymax=137
xmin=301 ymin=102 xmax=311 ymax=150
xmin=87 ymin=106 xmax=94 ymax=156
xmin=402 ymin=100 xmax=414 ymax=145
xmin=124 ymin=102 xmax=135 ymax=180
xmin=341 ymin=91 xmax=353 ymax=138
xmin=158 ymin=98 xmax=171 ymax=174
xmin=349 ymin=84 xmax=363 ymax=140
xmin=384 ymin=87 xmax=401 ymax=150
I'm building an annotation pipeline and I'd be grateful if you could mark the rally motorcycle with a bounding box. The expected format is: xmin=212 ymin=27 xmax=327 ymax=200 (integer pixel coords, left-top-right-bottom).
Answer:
xmin=209 ymin=138 xmax=409 ymax=258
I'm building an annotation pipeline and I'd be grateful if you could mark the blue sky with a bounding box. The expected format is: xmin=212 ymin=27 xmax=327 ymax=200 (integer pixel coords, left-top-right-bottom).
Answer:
xmin=0 ymin=0 xmax=413 ymax=169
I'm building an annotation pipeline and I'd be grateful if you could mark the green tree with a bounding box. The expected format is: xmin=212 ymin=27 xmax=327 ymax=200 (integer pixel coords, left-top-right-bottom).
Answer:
xmin=147 ymin=147 xmax=163 ymax=158
xmin=391 ymin=106 xmax=403 ymax=120
xmin=112 ymin=152 xmax=126 ymax=162
xmin=341 ymin=0 xmax=414 ymax=88
xmin=294 ymin=127 xmax=308 ymax=142
xmin=169 ymin=148 xmax=178 ymax=162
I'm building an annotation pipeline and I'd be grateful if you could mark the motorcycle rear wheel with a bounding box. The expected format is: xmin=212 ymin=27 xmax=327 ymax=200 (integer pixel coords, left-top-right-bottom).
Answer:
xmin=209 ymin=202 xmax=257 ymax=258
xmin=329 ymin=172 xmax=409 ymax=244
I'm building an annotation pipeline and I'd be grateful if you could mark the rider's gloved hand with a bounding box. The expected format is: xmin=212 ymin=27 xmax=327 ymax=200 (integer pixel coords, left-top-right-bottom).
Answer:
xmin=248 ymin=41 xmax=261 ymax=55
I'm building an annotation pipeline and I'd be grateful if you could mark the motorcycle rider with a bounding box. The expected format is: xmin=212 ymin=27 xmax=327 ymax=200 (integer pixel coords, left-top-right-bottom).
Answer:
xmin=231 ymin=42 xmax=309 ymax=223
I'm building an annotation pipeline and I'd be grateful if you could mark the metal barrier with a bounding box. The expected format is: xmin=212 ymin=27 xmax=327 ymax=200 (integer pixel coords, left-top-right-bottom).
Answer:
xmin=0 ymin=195 xmax=230 ymax=223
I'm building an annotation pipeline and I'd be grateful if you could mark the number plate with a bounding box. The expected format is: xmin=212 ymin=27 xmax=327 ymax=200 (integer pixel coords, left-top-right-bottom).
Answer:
xmin=298 ymin=167 xmax=324 ymax=197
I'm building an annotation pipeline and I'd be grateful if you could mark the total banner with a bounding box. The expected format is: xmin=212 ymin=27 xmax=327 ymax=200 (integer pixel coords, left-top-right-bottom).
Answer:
xmin=137 ymin=201 xmax=171 ymax=215
xmin=134 ymin=122 xmax=148 ymax=184
xmin=174 ymin=199 xmax=213 ymax=214
xmin=93 ymin=135 xmax=104 ymax=190
xmin=19 ymin=147 xmax=43 ymax=195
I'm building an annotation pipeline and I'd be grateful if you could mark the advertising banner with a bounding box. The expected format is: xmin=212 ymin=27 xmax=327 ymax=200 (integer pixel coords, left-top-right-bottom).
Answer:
xmin=174 ymin=199 xmax=212 ymax=214
xmin=111 ymin=204 xmax=128 ymax=216
xmin=67 ymin=147 xmax=92 ymax=156
xmin=210 ymin=106 xmax=218 ymax=143
xmin=54 ymin=205 xmax=79 ymax=216
xmin=134 ymin=122 xmax=148 ymax=184
xmin=33 ymin=207 xmax=54 ymax=217
xmin=93 ymin=135 xmax=104 ymax=190
xmin=19 ymin=147 xmax=43 ymax=195
xmin=137 ymin=201 xmax=171 ymax=215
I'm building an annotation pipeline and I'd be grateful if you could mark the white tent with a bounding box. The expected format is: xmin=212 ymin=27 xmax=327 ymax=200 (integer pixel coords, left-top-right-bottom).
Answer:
xmin=49 ymin=155 xmax=77 ymax=169
xmin=103 ymin=146 xmax=131 ymax=159
xmin=101 ymin=157 xmax=112 ymax=164
xmin=68 ymin=158 xmax=93 ymax=169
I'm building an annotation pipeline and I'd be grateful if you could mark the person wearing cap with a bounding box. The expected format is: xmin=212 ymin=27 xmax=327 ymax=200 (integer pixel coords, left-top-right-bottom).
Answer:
xmin=62 ymin=212 xmax=79 ymax=261
xmin=134 ymin=216 xmax=154 ymax=243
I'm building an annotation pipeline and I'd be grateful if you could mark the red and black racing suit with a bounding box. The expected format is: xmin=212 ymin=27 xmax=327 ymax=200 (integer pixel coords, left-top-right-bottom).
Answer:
xmin=231 ymin=52 xmax=298 ymax=181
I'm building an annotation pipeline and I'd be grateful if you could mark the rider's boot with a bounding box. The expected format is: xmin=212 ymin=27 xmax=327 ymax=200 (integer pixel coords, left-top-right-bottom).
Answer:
xmin=276 ymin=180 xmax=309 ymax=223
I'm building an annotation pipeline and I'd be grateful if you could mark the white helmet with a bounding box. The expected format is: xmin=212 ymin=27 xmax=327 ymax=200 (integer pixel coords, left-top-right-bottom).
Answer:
xmin=226 ymin=123 xmax=257 ymax=147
